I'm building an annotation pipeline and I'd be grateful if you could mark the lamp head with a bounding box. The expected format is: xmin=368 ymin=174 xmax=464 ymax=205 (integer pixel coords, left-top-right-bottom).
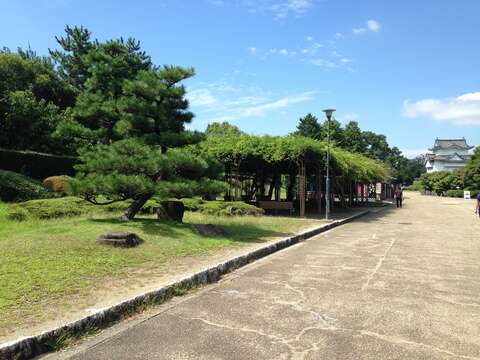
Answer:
xmin=322 ymin=108 xmax=336 ymax=120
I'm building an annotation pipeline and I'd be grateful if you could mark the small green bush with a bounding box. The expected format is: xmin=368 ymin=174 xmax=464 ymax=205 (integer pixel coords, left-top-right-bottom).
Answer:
xmin=7 ymin=197 xmax=93 ymax=220
xmin=0 ymin=170 xmax=53 ymax=202
xmin=196 ymin=201 xmax=264 ymax=216
xmin=180 ymin=198 xmax=205 ymax=212
xmin=445 ymin=189 xmax=464 ymax=198
xmin=405 ymin=180 xmax=423 ymax=192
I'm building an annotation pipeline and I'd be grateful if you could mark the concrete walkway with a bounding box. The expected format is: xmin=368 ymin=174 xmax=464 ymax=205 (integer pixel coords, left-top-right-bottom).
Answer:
xmin=48 ymin=193 xmax=480 ymax=360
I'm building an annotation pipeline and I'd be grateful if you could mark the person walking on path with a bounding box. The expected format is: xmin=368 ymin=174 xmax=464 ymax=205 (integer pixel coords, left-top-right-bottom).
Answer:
xmin=476 ymin=192 xmax=480 ymax=218
xmin=394 ymin=187 xmax=403 ymax=208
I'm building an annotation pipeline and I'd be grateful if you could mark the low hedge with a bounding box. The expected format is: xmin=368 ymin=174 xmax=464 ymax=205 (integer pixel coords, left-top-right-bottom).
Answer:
xmin=0 ymin=170 xmax=54 ymax=202
xmin=444 ymin=189 xmax=464 ymax=198
xmin=0 ymin=148 xmax=77 ymax=180
xmin=180 ymin=198 xmax=264 ymax=216
xmin=444 ymin=189 xmax=479 ymax=198
xmin=7 ymin=196 xmax=158 ymax=221
xmin=181 ymin=198 xmax=204 ymax=212
xmin=405 ymin=181 xmax=423 ymax=192
xmin=7 ymin=197 xmax=94 ymax=220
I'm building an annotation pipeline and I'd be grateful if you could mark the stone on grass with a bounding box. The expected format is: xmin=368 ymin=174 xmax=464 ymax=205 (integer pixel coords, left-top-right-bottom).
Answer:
xmin=97 ymin=232 xmax=144 ymax=248
xmin=157 ymin=200 xmax=185 ymax=222
xmin=192 ymin=224 xmax=228 ymax=237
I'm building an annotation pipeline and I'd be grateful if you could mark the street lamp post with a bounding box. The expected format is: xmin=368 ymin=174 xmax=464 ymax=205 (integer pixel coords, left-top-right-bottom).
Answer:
xmin=323 ymin=108 xmax=335 ymax=220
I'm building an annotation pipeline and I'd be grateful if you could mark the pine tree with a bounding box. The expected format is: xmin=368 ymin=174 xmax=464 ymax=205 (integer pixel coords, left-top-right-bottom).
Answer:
xmin=49 ymin=25 xmax=98 ymax=92
xmin=73 ymin=139 xmax=226 ymax=220
xmin=294 ymin=113 xmax=322 ymax=140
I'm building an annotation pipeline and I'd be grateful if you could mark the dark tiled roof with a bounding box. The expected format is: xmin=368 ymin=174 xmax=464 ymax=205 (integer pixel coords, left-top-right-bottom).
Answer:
xmin=426 ymin=153 xmax=472 ymax=162
xmin=429 ymin=138 xmax=473 ymax=151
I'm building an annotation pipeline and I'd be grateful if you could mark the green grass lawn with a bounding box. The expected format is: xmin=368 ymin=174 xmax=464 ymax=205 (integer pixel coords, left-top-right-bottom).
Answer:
xmin=0 ymin=201 xmax=321 ymax=338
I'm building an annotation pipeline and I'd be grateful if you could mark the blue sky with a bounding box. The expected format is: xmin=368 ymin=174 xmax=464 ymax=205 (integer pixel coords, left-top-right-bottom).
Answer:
xmin=1 ymin=0 xmax=479 ymax=157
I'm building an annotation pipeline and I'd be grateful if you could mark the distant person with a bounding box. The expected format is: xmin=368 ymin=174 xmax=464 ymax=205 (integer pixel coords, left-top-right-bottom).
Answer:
xmin=476 ymin=192 xmax=480 ymax=218
xmin=394 ymin=187 xmax=403 ymax=208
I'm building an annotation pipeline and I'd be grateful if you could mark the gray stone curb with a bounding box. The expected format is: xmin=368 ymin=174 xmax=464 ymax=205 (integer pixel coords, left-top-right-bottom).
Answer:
xmin=0 ymin=209 xmax=371 ymax=360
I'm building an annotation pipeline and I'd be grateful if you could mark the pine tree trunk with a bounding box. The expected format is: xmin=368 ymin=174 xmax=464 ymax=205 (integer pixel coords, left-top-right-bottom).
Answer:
xmin=119 ymin=192 xmax=154 ymax=221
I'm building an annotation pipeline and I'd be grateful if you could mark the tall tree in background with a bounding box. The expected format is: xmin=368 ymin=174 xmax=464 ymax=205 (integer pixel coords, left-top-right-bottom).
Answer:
xmin=49 ymin=25 xmax=98 ymax=93
xmin=463 ymin=146 xmax=480 ymax=190
xmin=0 ymin=49 xmax=73 ymax=152
xmin=343 ymin=121 xmax=366 ymax=154
xmin=361 ymin=131 xmax=391 ymax=161
xmin=321 ymin=117 xmax=345 ymax=147
xmin=205 ymin=122 xmax=244 ymax=138
xmin=295 ymin=113 xmax=322 ymax=140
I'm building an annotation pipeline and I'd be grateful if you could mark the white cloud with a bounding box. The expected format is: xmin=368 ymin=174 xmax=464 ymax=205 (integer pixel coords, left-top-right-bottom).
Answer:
xmin=239 ymin=92 xmax=314 ymax=117
xmin=309 ymin=58 xmax=337 ymax=68
xmin=268 ymin=48 xmax=294 ymax=56
xmin=367 ymin=19 xmax=381 ymax=32
xmin=205 ymin=0 xmax=316 ymax=19
xmin=402 ymin=92 xmax=480 ymax=126
xmin=187 ymin=81 xmax=315 ymax=124
xmin=306 ymin=36 xmax=314 ymax=41
xmin=300 ymin=42 xmax=323 ymax=55
xmin=352 ymin=27 xmax=367 ymax=35
xmin=457 ymin=92 xmax=480 ymax=101
xmin=353 ymin=19 xmax=381 ymax=35
xmin=188 ymin=89 xmax=218 ymax=107
xmin=248 ymin=46 xmax=257 ymax=54
xmin=271 ymin=0 xmax=315 ymax=19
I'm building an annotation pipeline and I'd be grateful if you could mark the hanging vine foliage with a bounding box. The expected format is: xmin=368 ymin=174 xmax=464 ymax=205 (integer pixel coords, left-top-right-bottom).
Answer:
xmin=196 ymin=134 xmax=387 ymax=183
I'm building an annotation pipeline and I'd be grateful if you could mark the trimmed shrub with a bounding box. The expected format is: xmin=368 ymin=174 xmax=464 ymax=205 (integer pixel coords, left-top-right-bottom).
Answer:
xmin=405 ymin=180 xmax=423 ymax=192
xmin=7 ymin=196 xmax=159 ymax=221
xmin=0 ymin=170 xmax=53 ymax=202
xmin=444 ymin=189 xmax=464 ymax=198
xmin=7 ymin=197 xmax=93 ymax=220
xmin=180 ymin=198 xmax=205 ymax=212
xmin=181 ymin=199 xmax=264 ymax=216
xmin=43 ymin=175 xmax=72 ymax=194
xmin=0 ymin=148 xmax=77 ymax=180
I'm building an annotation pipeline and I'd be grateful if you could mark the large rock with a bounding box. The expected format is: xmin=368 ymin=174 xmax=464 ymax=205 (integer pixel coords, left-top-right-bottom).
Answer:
xmin=157 ymin=200 xmax=185 ymax=222
xmin=97 ymin=232 xmax=144 ymax=248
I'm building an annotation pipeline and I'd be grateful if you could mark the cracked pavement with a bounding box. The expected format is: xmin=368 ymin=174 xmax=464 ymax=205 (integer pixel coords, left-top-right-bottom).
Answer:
xmin=47 ymin=193 xmax=480 ymax=359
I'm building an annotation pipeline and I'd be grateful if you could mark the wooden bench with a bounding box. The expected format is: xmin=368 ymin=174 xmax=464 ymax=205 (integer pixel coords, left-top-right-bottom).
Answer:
xmin=258 ymin=201 xmax=294 ymax=215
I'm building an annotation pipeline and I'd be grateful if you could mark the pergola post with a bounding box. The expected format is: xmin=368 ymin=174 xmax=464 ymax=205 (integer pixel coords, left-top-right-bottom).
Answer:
xmin=298 ymin=160 xmax=306 ymax=218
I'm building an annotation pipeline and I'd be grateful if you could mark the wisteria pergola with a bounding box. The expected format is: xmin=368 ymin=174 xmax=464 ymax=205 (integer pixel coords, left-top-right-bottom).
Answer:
xmin=198 ymin=134 xmax=388 ymax=217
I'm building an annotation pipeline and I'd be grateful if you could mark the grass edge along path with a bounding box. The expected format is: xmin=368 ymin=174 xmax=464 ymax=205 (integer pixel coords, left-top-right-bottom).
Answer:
xmin=0 ymin=201 xmax=322 ymax=344
xmin=0 ymin=209 xmax=371 ymax=360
